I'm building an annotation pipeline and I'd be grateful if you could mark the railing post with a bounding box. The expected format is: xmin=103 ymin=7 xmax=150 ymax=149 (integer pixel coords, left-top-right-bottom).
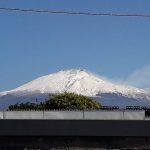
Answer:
xmin=3 ymin=111 xmax=5 ymax=119
xmin=83 ymin=110 xmax=85 ymax=120
xmin=123 ymin=110 xmax=124 ymax=120
xmin=43 ymin=110 xmax=44 ymax=120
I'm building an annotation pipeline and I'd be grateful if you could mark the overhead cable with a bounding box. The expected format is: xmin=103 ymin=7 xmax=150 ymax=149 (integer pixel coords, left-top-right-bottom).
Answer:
xmin=0 ymin=7 xmax=150 ymax=18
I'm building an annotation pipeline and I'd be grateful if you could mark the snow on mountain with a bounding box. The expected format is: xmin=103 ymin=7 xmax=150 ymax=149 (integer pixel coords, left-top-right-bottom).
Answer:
xmin=1 ymin=69 xmax=148 ymax=96
xmin=0 ymin=69 xmax=150 ymax=109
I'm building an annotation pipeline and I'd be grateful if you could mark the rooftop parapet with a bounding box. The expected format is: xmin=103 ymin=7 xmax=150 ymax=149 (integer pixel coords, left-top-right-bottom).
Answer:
xmin=0 ymin=110 xmax=146 ymax=120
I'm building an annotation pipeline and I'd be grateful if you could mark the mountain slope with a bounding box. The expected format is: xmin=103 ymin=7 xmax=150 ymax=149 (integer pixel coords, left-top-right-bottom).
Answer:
xmin=0 ymin=69 xmax=150 ymax=109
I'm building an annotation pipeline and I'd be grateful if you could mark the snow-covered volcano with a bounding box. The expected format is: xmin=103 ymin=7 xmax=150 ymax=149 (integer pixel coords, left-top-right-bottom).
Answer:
xmin=0 ymin=69 xmax=150 ymax=109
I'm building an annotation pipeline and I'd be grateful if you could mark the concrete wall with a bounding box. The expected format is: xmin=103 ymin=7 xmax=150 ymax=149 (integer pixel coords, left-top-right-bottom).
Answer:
xmin=44 ymin=111 xmax=83 ymax=120
xmin=0 ymin=110 xmax=146 ymax=120
xmin=84 ymin=111 xmax=123 ymax=120
xmin=4 ymin=111 xmax=43 ymax=119
xmin=0 ymin=112 xmax=3 ymax=119
xmin=123 ymin=111 xmax=145 ymax=120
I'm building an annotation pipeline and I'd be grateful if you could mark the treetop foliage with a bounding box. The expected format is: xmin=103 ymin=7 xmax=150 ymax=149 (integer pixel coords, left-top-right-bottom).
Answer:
xmin=8 ymin=92 xmax=101 ymax=111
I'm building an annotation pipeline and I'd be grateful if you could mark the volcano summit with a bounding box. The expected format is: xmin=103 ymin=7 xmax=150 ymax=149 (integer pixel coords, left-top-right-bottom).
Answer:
xmin=0 ymin=69 xmax=150 ymax=109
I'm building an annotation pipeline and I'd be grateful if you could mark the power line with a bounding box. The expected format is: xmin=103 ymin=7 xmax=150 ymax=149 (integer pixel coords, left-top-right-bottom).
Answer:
xmin=0 ymin=7 xmax=150 ymax=18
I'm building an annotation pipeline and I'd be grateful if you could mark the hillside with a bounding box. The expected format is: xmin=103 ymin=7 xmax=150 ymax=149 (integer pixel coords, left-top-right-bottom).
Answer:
xmin=0 ymin=69 xmax=150 ymax=109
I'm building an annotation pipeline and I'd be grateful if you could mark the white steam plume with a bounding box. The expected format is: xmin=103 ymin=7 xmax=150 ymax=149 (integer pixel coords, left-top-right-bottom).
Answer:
xmin=124 ymin=66 xmax=150 ymax=88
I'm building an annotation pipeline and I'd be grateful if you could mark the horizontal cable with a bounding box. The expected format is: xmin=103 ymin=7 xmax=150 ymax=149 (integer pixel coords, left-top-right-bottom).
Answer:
xmin=0 ymin=7 xmax=150 ymax=18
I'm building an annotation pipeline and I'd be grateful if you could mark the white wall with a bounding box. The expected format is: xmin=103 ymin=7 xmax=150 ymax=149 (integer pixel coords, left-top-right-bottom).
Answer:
xmin=4 ymin=111 xmax=43 ymax=119
xmin=0 ymin=110 xmax=146 ymax=120
xmin=123 ymin=111 xmax=145 ymax=120
xmin=84 ymin=111 xmax=123 ymax=120
xmin=44 ymin=111 xmax=83 ymax=120
xmin=0 ymin=112 xmax=3 ymax=119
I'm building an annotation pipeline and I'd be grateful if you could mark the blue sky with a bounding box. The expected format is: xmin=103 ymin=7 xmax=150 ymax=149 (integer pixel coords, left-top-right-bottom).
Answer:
xmin=0 ymin=0 xmax=150 ymax=91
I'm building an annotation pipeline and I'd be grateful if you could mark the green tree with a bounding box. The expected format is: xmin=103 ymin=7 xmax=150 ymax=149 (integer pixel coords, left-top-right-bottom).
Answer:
xmin=45 ymin=92 xmax=101 ymax=110
xmin=8 ymin=92 xmax=101 ymax=110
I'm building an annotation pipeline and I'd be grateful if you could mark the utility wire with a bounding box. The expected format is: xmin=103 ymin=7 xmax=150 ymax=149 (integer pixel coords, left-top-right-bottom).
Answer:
xmin=0 ymin=7 xmax=150 ymax=18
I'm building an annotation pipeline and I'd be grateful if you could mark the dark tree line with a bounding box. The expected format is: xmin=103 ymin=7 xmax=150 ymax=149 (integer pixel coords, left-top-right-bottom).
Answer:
xmin=8 ymin=92 xmax=101 ymax=111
